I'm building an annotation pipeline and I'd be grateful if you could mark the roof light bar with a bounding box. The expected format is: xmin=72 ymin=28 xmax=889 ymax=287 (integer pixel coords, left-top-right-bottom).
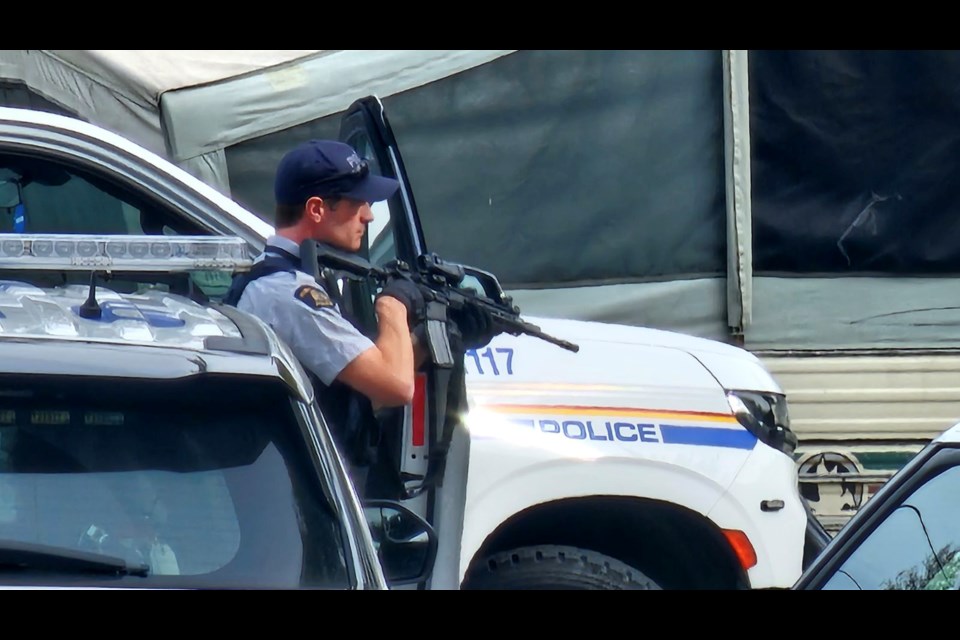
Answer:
xmin=0 ymin=234 xmax=252 ymax=272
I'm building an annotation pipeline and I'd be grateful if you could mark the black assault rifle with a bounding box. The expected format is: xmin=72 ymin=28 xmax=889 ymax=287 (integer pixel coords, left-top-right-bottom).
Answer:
xmin=304 ymin=241 xmax=580 ymax=367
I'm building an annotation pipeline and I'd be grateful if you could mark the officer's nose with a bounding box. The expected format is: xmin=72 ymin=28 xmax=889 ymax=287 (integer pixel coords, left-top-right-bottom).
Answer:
xmin=361 ymin=203 xmax=375 ymax=223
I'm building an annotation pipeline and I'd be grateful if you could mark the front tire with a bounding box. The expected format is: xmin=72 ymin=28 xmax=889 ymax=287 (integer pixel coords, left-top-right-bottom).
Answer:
xmin=465 ymin=545 xmax=662 ymax=590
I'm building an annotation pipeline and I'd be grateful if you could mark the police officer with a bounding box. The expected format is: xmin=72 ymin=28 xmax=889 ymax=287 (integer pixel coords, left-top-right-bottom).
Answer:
xmin=226 ymin=140 xmax=425 ymax=468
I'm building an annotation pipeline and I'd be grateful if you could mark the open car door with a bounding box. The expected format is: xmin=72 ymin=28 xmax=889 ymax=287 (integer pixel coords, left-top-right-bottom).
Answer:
xmin=337 ymin=96 xmax=470 ymax=590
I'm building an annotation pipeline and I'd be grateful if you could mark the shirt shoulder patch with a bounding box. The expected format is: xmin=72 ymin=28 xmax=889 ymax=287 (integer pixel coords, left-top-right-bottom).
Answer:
xmin=294 ymin=285 xmax=334 ymax=309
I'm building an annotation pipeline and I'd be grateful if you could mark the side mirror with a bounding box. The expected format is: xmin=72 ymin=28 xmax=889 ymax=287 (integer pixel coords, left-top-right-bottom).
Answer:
xmin=363 ymin=499 xmax=438 ymax=587
xmin=461 ymin=264 xmax=516 ymax=310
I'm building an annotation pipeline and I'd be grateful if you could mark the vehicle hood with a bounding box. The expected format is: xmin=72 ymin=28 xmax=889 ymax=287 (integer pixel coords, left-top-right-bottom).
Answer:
xmin=509 ymin=315 xmax=782 ymax=394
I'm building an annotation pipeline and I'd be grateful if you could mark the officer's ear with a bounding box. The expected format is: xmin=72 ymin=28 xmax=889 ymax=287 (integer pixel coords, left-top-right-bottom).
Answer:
xmin=305 ymin=196 xmax=325 ymax=223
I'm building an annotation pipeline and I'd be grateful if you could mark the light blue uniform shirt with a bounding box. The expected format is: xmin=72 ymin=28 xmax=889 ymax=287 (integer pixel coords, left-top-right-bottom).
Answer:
xmin=237 ymin=236 xmax=374 ymax=386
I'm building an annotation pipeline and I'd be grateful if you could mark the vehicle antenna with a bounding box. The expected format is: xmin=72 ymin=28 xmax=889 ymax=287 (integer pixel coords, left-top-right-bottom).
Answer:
xmin=78 ymin=270 xmax=102 ymax=319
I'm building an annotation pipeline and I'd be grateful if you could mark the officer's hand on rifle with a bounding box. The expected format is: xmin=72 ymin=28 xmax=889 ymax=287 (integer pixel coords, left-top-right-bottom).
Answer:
xmin=452 ymin=304 xmax=498 ymax=350
xmin=377 ymin=276 xmax=425 ymax=326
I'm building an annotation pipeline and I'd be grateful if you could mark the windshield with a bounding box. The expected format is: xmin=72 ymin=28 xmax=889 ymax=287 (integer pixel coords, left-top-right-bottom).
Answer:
xmin=0 ymin=375 xmax=351 ymax=588
xmin=822 ymin=462 xmax=960 ymax=590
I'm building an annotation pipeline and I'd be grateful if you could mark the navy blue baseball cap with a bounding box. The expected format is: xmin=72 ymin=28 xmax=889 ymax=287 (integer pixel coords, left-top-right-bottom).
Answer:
xmin=274 ymin=139 xmax=400 ymax=206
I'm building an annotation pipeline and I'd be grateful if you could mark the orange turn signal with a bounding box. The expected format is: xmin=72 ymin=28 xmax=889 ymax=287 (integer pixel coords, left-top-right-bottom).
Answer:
xmin=722 ymin=529 xmax=758 ymax=570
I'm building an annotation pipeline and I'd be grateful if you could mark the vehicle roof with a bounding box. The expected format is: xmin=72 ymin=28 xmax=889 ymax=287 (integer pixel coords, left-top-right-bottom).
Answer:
xmin=0 ymin=280 xmax=307 ymax=389
xmin=0 ymin=105 xmax=275 ymax=242
xmin=935 ymin=422 xmax=960 ymax=444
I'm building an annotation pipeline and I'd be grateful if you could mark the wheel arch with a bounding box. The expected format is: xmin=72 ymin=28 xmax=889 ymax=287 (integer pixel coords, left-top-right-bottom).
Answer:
xmin=461 ymin=495 xmax=749 ymax=590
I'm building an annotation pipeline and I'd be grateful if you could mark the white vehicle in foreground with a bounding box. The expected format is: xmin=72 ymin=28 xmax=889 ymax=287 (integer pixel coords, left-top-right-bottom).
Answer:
xmin=0 ymin=99 xmax=825 ymax=589
xmin=0 ymin=235 xmax=437 ymax=589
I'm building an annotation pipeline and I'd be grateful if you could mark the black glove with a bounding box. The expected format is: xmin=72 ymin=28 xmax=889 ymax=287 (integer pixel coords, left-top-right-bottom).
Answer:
xmin=451 ymin=304 xmax=498 ymax=350
xmin=377 ymin=276 xmax=425 ymax=324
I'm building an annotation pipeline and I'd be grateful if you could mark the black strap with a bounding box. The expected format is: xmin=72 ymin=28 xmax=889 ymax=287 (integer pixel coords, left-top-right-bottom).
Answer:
xmin=260 ymin=244 xmax=301 ymax=268
xmin=222 ymin=247 xmax=302 ymax=307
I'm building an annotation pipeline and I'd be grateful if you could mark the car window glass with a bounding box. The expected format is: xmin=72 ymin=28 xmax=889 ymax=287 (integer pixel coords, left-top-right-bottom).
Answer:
xmin=368 ymin=199 xmax=395 ymax=266
xmin=0 ymin=152 xmax=232 ymax=298
xmin=823 ymin=465 xmax=960 ymax=590
xmin=0 ymin=376 xmax=351 ymax=588
xmin=2 ymin=154 xmax=151 ymax=235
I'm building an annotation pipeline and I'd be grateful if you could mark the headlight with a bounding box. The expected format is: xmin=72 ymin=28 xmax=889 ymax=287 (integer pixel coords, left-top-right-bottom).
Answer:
xmin=726 ymin=390 xmax=797 ymax=455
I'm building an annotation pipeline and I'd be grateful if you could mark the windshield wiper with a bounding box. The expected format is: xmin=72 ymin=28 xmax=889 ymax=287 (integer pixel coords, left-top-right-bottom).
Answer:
xmin=0 ymin=539 xmax=150 ymax=577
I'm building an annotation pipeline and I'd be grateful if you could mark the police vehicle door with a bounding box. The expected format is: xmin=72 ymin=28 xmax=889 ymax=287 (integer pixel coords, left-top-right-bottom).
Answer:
xmin=339 ymin=97 xmax=469 ymax=589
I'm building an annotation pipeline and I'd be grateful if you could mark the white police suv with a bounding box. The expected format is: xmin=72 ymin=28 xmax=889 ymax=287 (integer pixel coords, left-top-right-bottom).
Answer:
xmin=0 ymin=100 xmax=824 ymax=590
xmin=0 ymin=234 xmax=436 ymax=588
